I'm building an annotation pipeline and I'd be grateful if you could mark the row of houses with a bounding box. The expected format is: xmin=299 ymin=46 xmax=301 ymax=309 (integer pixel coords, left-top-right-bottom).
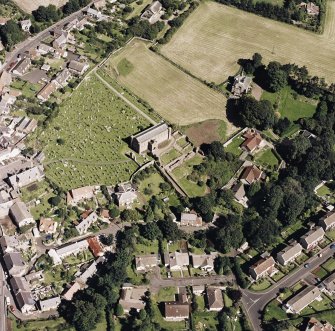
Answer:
xmin=119 ymin=285 xmax=224 ymax=318
xmin=135 ymin=251 xmax=217 ymax=272
xmin=249 ymin=219 xmax=331 ymax=280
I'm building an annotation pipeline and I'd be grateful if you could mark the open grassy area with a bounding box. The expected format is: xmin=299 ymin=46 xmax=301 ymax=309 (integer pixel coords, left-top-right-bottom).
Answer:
xmin=160 ymin=1 xmax=335 ymax=84
xmin=37 ymin=75 xmax=149 ymax=190
xmin=250 ymin=278 xmax=272 ymax=291
xmin=157 ymin=286 xmax=177 ymax=302
xmin=321 ymin=258 xmax=335 ymax=273
xmin=161 ymin=148 xmax=182 ymax=165
xmin=184 ymin=119 xmax=228 ymax=146
xmin=254 ymin=148 xmax=279 ymax=168
xmin=105 ymin=39 xmax=232 ymax=133
xmin=10 ymin=316 xmax=75 ymax=331
xmin=135 ymin=239 xmax=159 ymax=255
xmin=263 ymin=300 xmax=288 ymax=322
xmin=225 ymin=136 xmax=244 ymax=156
xmin=262 ymin=86 xmax=317 ymax=121
xmin=11 ymin=79 xmax=42 ymax=98
xmin=171 ymin=154 xmax=206 ymax=197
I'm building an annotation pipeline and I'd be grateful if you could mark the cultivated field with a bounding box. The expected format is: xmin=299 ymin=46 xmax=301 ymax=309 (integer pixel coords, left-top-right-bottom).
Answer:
xmin=160 ymin=1 xmax=335 ymax=84
xmin=39 ymin=76 xmax=150 ymax=190
xmin=105 ymin=39 xmax=234 ymax=134
xmin=12 ymin=0 xmax=68 ymax=13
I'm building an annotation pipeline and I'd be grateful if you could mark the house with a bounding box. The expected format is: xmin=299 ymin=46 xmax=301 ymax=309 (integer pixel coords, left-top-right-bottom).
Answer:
xmin=322 ymin=272 xmax=335 ymax=295
xmin=39 ymin=296 xmax=61 ymax=311
xmin=77 ymin=259 xmax=99 ymax=285
xmin=141 ymin=1 xmax=163 ymax=24
xmin=285 ymin=286 xmax=322 ymax=314
xmin=39 ymin=218 xmax=57 ymax=234
xmin=240 ymin=165 xmax=263 ymax=185
xmin=231 ymin=74 xmax=252 ymax=97
xmin=277 ymin=242 xmax=303 ymax=266
xmin=86 ymin=7 xmax=102 ymax=19
xmin=8 ymin=165 xmax=44 ymax=189
xmin=94 ymin=0 xmax=106 ymax=10
xmin=68 ymin=60 xmax=89 ymax=75
xmin=300 ymin=227 xmax=325 ymax=250
xmin=9 ymin=200 xmax=34 ymax=228
xmin=305 ymin=317 xmax=333 ymax=331
xmin=63 ymin=281 xmax=82 ymax=301
xmin=130 ymin=122 xmax=171 ymax=154
xmin=12 ymin=58 xmax=31 ymax=76
xmin=206 ymin=287 xmax=224 ymax=311
xmin=231 ymin=182 xmax=247 ymax=204
xmin=67 ymin=186 xmax=95 ymax=205
xmin=119 ymin=284 xmax=148 ymax=313
xmin=37 ymin=82 xmax=58 ymax=102
xmin=25 ymin=270 xmax=44 ymax=284
xmin=87 ymin=236 xmax=104 ymax=257
xmin=116 ymin=191 xmax=137 ymax=208
xmin=192 ymin=285 xmax=205 ymax=296
xmin=15 ymin=117 xmax=38 ymax=135
xmin=48 ymin=249 xmax=62 ymax=265
xmin=191 ymin=253 xmax=217 ymax=272
xmin=169 ymin=251 xmax=189 ymax=271
xmin=100 ymin=209 xmax=109 ymax=219
xmin=164 ymin=292 xmax=189 ymax=321
xmin=54 ymin=69 xmax=72 ymax=88
xmin=64 ymin=18 xmax=79 ymax=31
xmin=56 ymin=240 xmax=89 ymax=259
xmin=3 ymin=252 xmax=26 ymax=276
xmin=75 ymin=211 xmax=98 ymax=235
xmin=41 ymin=64 xmax=51 ymax=72
xmin=180 ymin=212 xmax=202 ymax=227
xmin=0 ymin=235 xmax=19 ymax=254
xmin=241 ymin=130 xmax=263 ymax=153
xmin=20 ymin=19 xmax=31 ymax=32
xmin=135 ymin=254 xmax=160 ymax=271
xmin=249 ymin=256 xmax=276 ymax=280
xmin=53 ymin=32 xmax=68 ymax=49
xmin=319 ymin=211 xmax=335 ymax=231
xmin=299 ymin=2 xmax=320 ymax=16
xmin=15 ymin=291 xmax=35 ymax=314
xmin=37 ymin=44 xmax=54 ymax=55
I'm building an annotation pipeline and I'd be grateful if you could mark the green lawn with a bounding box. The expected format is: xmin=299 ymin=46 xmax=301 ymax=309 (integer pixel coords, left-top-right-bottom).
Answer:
xmin=171 ymin=154 xmax=206 ymax=197
xmin=176 ymin=137 xmax=189 ymax=149
xmin=309 ymin=294 xmax=333 ymax=312
xmin=250 ymin=278 xmax=272 ymax=291
xmin=321 ymin=258 xmax=335 ymax=273
xmin=263 ymin=300 xmax=288 ymax=322
xmin=37 ymin=75 xmax=150 ymax=190
xmin=193 ymin=311 xmax=218 ymax=330
xmin=161 ymin=148 xmax=182 ymax=165
xmin=11 ymin=79 xmax=42 ymax=98
xmin=196 ymin=295 xmax=205 ymax=311
xmin=223 ymin=293 xmax=233 ymax=307
xmin=117 ymin=58 xmax=134 ymax=76
xmin=138 ymin=171 xmax=166 ymax=201
xmin=10 ymin=316 xmax=75 ymax=331
xmin=224 ymin=136 xmax=244 ymax=156
xmin=262 ymin=86 xmax=316 ymax=121
xmin=157 ymin=286 xmax=177 ymax=302
xmin=316 ymin=184 xmax=332 ymax=196
xmin=135 ymin=239 xmax=159 ymax=254
xmin=271 ymin=270 xmax=285 ymax=282
xmin=254 ymin=148 xmax=279 ymax=168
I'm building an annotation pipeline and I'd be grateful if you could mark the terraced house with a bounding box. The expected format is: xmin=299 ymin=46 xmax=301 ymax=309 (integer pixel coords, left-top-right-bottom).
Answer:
xmin=277 ymin=242 xmax=303 ymax=266
xmin=319 ymin=211 xmax=335 ymax=231
xmin=249 ymin=256 xmax=276 ymax=280
xmin=300 ymin=227 xmax=325 ymax=250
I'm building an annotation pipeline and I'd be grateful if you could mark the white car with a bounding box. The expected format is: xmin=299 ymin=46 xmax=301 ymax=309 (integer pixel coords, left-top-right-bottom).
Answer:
xmin=5 ymin=297 xmax=10 ymax=305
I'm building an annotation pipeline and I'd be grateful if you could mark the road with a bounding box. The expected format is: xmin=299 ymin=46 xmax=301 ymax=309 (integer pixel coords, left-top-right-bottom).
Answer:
xmin=241 ymin=243 xmax=335 ymax=331
xmin=1 ymin=2 xmax=94 ymax=72
xmin=0 ymin=264 xmax=6 ymax=331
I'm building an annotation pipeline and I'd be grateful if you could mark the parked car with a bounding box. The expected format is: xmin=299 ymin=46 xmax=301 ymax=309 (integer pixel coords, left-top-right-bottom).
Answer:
xmin=330 ymin=243 xmax=335 ymax=249
xmin=304 ymin=263 xmax=310 ymax=268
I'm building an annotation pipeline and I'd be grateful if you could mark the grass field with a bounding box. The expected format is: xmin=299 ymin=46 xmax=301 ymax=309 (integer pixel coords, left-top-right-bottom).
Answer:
xmin=255 ymin=148 xmax=279 ymax=168
xmin=38 ymin=75 xmax=150 ymax=190
xmin=160 ymin=1 xmax=335 ymax=84
xmin=12 ymin=0 xmax=67 ymax=12
xmin=262 ymin=86 xmax=317 ymax=121
xmin=105 ymin=39 xmax=233 ymax=134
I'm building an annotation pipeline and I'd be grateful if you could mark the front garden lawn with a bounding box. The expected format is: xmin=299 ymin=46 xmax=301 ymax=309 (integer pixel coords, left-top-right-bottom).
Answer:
xmin=250 ymin=278 xmax=272 ymax=291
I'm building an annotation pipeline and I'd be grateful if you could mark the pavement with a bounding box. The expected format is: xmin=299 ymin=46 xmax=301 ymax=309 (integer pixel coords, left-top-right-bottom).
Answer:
xmin=0 ymin=264 xmax=6 ymax=331
xmin=241 ymin=243 xmax=335 ymax=331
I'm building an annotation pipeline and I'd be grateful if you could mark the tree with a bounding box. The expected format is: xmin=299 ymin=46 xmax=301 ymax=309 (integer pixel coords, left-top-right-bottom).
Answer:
xmin=227 ymin=288 xmax=242 ymax=302
xmin=120 ymin=209 xmax=139 ymax=222
xmin=144 ymin=206 xmax=154 ymax=223
xmin=0 ymin=20 xmax=25 ymax=49
xmin=32 ymin=5 xmax=60 ymax=22
xmin=266 ymin=61 xmax=288 ymax=92
xmin=109 ymin=206 xmax=120 ymax=218
xmin=101 ymin=234 xmax=114 ymax=246
xmin=252 ymin=52 xmax=262 ymax=68
xmin=237 ymin=96 xmax=276 ymax=130
xmin=157 ymin=219 xmax=182 ymax=241
xmin=140 ymin=222 xmax=162 ymax=241
xmin=115 ymin=303 xmax=124 ymax=316
xmin=56 ymin=138 xmax=65 ymax=145
xmin=139 ymin=309 xmax=147 ymax=321
xmin=214 ymin=256 xmax=231 ymax=275
xmin=48 ymin=196 xmax=61 ymax=206
xmin=63 ymin=0 xmax=80 ymax=15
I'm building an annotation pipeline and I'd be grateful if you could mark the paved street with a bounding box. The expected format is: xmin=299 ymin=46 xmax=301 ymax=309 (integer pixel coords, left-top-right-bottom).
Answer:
xmin=241 ymin=243 xmax=335 ymax=331
xmin=0 ymin=264 xmax=6 ymax=331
